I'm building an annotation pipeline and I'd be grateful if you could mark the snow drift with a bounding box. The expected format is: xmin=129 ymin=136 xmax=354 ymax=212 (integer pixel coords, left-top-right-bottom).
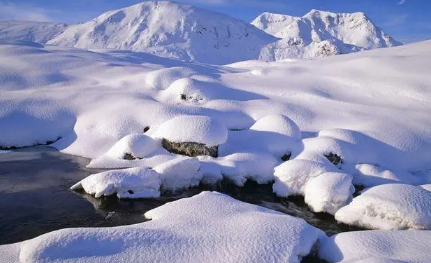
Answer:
xmin=0 ymin=192 xmax=323 ymax=263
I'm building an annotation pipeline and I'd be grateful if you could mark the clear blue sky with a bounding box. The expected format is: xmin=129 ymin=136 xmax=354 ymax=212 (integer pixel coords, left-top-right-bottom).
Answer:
xmin=0 ymin=0 xmax=430 ymax=43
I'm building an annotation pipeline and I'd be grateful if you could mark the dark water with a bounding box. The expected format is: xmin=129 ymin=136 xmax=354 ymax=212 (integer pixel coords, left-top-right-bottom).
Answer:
xmin=0 ymin=147 xmax=362 ymax=262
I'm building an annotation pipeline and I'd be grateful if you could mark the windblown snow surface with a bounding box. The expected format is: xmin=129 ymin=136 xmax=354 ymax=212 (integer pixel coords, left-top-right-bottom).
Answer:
xmin=1 ymin=33 xmax=431 ymax=262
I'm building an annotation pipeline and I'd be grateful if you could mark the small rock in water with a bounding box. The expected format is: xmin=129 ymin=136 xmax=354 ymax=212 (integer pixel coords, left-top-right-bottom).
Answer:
xmin=324 ymin=153 xmax=342 ymax=165
xmin=162 ymin=138 xmax=218 ymax=157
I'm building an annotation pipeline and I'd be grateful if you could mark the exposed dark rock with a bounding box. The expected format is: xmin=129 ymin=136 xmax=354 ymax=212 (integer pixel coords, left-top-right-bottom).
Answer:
xmin=324 ymin=153 xmax=342 ymax=165
xmin=0 ymin=136 xmax=62 ymax=150
xmin=123 ymin=153 xmax=136 ymax=160
xmin=281 ymin=153 xmax=291 ymax=162
xmin=143 ymin=126 xmax=150 ymax=133
xmin=162 ymin=138 xmax=218 ymax=157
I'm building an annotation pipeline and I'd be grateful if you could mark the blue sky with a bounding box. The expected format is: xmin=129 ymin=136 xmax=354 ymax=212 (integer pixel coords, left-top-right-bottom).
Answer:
xmin=0 ymin=0 xmax=430 ymax=43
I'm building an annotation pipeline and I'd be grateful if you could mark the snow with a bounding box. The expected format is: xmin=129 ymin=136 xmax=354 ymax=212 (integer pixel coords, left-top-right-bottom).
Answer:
xmin=304 ymin=172 xmax=354 ymax=215
xmin=153 ymin=156 xmax=201 ymax=191
xmin=273 ymin=159 xmax=339 ymax=197
xmin=319 ymin=230 xmax=431 ymax=263
xmin=101 ymin=133 xmax=160 ymax=159
xmin=199 ymin=152 xmax=278 ymax=186
xmin=71 ymin=167 xmax=161 ymax=199
xmin=0 ymin=192 xmax=323 ymax=263
xmin=0 ymin=20 xmax=66 ymax=44
xmin=47 ymin=1 xmax=276 ymax=64
xmin=153 ymin=115 xmax=228 ymax=147
xmin=252 ymin=10 xmax=401 ymax=60
xmin=335 ymin=184 xmax=431 ymax=230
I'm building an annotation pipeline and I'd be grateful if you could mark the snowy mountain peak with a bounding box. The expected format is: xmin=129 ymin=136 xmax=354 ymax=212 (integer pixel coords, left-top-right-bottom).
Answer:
xmin=46 ymin=1 xmax=276 ymax=64
xmin=252 ymin=9 xmax=401 ymax=61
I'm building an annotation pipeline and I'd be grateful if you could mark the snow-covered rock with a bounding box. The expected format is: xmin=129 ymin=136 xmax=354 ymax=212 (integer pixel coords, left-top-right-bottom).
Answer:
xmin=249 ymin=114 xmax=301 ymax=156
xmin=335 ymin=184 xmax=431 ymax=230
xmin=0 ymin=192 xmax=323 ymax=263
xmin=102 ymin=133 xmax=160 ymax=159
xmin=319 ymin=230 xmax=431 ymax=263
xmin=304 ymin=172 xmax=354 ymax=215
xmin=154 ymin=156 xmax=201 ymax=191
xmin=253 ymin=10 xmax=401 ymax=60
xmin=154 ymin=115 xmax=228 ymax=147
xmin=273 ymin=159 xmax=338 ymax=197
xmin=199 ymin=152 xmax=279 ymax=186
xmin=47 ymin=1 xmax=275 ymax=64
xmin=71 ymin=167 xmax=161 ymax=199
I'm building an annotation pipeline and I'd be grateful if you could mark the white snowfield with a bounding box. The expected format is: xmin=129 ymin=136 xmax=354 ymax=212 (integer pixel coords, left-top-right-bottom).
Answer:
xmin=0 ymin=2 xmax=400 ymax=63
xmin=253 ymin=10 xmax=401 ymax=60
xmin=2 ymin=38 xmax=431 ymax=213
xmin=0 ymin=192 xmax=323 ymax=263
xmin=319 ymin=230 xmax=431 ymax=263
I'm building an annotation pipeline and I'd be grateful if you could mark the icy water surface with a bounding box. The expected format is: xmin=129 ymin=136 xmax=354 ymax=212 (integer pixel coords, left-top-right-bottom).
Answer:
xmin=0 ymin=147 xmax=362 ymax=262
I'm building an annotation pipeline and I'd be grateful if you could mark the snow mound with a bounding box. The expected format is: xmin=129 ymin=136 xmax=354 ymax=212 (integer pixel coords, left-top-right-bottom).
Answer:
xmin=335 ymin=184 xmax=431 ymax=230
xmin=249 ymin=114 xmax=301 ymax=156
xmin=319 ymin=230 xmax=431 ymax=263
xmin=153 ymin=156 xmax=201 ymax=191
xmin=252 ymin=10 xmax=401 ymax=60
xmin=199 ymin=152 xmax=279 ymax=186
xmin=304 ymin=172 xmax=354 ymax=215
xmin=146 ymin=67 xmax=197 ymax=90
xmin=47 ymin=1 xmax=275 ymax=64
xmin=71 ymin=167 xmax=161 ymax=199
xmin=273 ymin=159 xmax=338 ymax=197
xmin=102 ymin=133 xmax=160 ymax=159
xmin=154 ymin=115 xmax=228 ymax=147
xmin=0 ymin=192 xmax=323 ymax=263
xmin=352 ymin=163 xmax=424 ymax=187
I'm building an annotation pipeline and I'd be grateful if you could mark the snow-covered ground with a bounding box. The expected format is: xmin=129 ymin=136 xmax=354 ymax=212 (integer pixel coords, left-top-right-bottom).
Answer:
xmin=0 ymin=192 xmax=323 ymax=262
xmin=1 ymin=1 xmax=431 ymax=261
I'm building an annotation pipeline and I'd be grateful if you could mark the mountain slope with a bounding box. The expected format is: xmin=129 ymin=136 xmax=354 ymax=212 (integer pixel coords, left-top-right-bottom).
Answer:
xmin=47 ymin=1 xmax=276 ymax=64
xmin=252 ymin=10 xmax=402 ymax=60
xmin=0 ymin=20 xmax=67 ymax=44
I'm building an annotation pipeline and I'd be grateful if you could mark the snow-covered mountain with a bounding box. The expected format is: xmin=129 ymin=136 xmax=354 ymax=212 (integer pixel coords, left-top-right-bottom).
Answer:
xmin=0 ymin=3 xmax=402 ymax=63
xmin=253 ymin=10 xmax=402 ymax=60
xmin=46 ymin=1 xmax=275 ymax=64
xmin=0 ymin=20 xmax=67 ymax=44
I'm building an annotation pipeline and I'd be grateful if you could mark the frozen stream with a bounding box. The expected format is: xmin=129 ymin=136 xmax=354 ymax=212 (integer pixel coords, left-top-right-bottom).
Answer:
xmin=0 ymin=147 xmax=362 ymax=250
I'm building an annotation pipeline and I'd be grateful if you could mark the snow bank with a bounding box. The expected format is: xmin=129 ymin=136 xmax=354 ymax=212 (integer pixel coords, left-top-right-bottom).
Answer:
xmin=71 ymin=167 xmax=161 ymax=199
xmin=154 ymin=115 xmax=228 ymax=147
xmin=335 ymin=184 xmax=431 ymax=230
xmin=154 ymin=156 xmax=201 ymax=191
xmin=304 ymin=172 xmax=354 ymax=215
xmin=0 ymin=192 xmax=323 ymax=263
xmin=319 ymin=230 xmax=431 ymax=263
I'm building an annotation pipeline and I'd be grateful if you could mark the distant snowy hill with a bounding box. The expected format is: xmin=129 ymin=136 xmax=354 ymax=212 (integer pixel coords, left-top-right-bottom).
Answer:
xmin=47 ymin=1 xmax=276 ymax=64
xmin=0 ymin=20 xmax=66 ymax=44
xmin=252 ymin=10 xmax=402 ymax=60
